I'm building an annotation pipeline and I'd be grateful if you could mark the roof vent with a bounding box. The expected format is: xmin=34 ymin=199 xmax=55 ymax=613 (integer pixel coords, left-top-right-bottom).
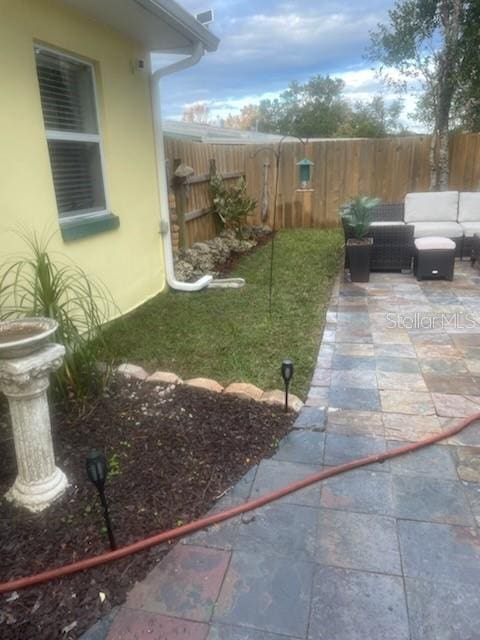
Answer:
xmin=196 ymin=9 xmax=214 ymax=27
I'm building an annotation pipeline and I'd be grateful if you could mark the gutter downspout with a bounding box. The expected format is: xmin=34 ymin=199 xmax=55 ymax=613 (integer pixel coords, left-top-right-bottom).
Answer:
xmin=151 ymin=42 xmax=213 ymax=291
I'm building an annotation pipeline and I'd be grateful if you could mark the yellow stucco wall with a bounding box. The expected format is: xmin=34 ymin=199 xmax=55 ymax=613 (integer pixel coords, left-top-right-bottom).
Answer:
xmin=0 ymin=0 xmax=166 ymax=316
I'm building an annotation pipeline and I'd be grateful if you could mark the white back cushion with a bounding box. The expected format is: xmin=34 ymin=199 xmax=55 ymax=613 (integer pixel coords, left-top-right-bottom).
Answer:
xmin=458 ymin=192 xmax=480 ymax=222
xmin=404 ymin=191 xmax=459 ymax=223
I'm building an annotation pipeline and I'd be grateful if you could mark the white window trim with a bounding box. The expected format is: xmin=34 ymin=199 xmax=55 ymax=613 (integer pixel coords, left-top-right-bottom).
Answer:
xmin=46 ymin=131 xmax=101 ymax=144
xmin=35 ymin=44 xmax=111 ymax=223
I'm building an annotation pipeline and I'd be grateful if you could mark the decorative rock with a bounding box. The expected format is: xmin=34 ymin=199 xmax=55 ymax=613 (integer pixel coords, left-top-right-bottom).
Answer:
xmin=146 ymin=371 xmax=182 ymax=385
xmin=237 ymin=239 xmax=256 ymax=252
xmin=173 ymin=227 xmax=266 ymax=282
xmin=191 ymin=242 xmax=211 ymax=253
xmin=174 ymin=163 xmax=194 ymax=179
xmin=208 ymin=237 xmax=230 ymax=262
xmin=174 ymin=260 xmax=194 ymax=282
xmin=253 ymin=224 xmax=272 ymax=236
xmin=117 ymin=364 xmax=148 ymax=380
xmin=260 ymin=389 xmax=303 ymax=412
xmin=187 ymin=250 xmax=216 ymax=273
xmin=261 ymin=388 xmax=305 ymax=412
xmin=289 ymin=394 xmax=304 ymax=412
xmin=260 ymin=389 xmax=285 ymax=407
xmin=224 ymin=382 xmax=264 ymax=402
xmin=185 ymin=377 xmax=224 ymax=393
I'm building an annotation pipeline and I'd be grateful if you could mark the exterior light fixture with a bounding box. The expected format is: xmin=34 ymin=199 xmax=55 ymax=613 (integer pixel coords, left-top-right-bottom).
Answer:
xmin=86 ymin=449 xmax=116 ymax=551
xmin=281 ymin=359 xmax=294 ymax=413
xmin=296 ymin=159 xmax=314 ymax=188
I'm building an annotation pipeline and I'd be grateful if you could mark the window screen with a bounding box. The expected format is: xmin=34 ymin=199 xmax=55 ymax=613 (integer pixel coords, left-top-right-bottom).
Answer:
xmin=35 ymin=48 xmax=106 ymax=219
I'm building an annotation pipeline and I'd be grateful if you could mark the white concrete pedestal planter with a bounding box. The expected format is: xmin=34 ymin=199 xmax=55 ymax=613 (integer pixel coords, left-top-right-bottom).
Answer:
xmin=0 ymin=320 xmax=68 ymax=512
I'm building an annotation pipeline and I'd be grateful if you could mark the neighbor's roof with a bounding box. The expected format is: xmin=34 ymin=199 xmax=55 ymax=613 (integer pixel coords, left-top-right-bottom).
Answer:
xmin=163 ymin=120 xmax=299 ymax=144
xmin=63 ymin=0 xmax=219 ymax=53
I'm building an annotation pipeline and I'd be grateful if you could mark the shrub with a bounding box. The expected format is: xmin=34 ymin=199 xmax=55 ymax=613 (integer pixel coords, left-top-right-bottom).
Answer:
xmin=0 ymin=230 xmax=115 ymax=405
xmin=210 ymin=175 xmax=256 ymax=236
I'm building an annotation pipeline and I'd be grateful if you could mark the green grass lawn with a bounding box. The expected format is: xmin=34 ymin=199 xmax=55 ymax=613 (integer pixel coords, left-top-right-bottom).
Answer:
xmin=102 ymin=229 xmax=343 ymax=399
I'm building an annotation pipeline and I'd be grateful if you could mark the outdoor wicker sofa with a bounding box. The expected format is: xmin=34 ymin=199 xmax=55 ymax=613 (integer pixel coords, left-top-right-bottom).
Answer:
xmin=404 ymin=191 xmax=480 ymax=258
xmin=404 ymin=191 xmax=463 ymax=257
xmin=342 ymin=203 xmax=414 ymax=271
xmin=457 ymin=192 xmax=480 ymax=258
xmin=342 ymin=192 xmax=480 ymax=271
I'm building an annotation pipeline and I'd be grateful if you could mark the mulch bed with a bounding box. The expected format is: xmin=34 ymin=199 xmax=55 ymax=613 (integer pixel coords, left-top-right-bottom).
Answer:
xmin=0 ymin=376 xmax=294 ymax=639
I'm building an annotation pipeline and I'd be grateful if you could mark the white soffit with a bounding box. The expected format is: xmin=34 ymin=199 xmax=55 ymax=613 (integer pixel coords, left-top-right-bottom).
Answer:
xmin=62 ymin=0 xmax=219 ymax=52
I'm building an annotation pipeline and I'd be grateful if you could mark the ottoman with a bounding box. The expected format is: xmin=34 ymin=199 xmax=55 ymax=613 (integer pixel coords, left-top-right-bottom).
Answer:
xmin=414 ymin=236 xmax=456 ymax=281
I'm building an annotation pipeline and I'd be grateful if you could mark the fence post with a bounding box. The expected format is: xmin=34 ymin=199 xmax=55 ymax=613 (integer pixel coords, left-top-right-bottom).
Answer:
xmin=209 ymin=158 xmax=221 ymax=233
xmin=173 ymin=158 xmax=188 ymax=250
xmin=261 ymin=160 xmax=270 ymax=223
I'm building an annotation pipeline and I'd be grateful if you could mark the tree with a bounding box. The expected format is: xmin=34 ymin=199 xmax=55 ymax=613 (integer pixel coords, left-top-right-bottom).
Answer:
xmin=369 ymin=1 xmax=470 ymax=190
xmin=453 ymin=1 xmax=480 ymax=131
xmin=256 ymin=76 xmax=351 ymax=138
xmin=224 ymin=76 xmax=404 ymax=139
xmin=182 ymin=102 xmax=211 ymax=124
xmin=336 ymin=96 xmax=405 ymax=138
xmin=179 ymin=75 xmax=404 ymax=140
xmin=223 ymin=105 xmax=260 ymax=131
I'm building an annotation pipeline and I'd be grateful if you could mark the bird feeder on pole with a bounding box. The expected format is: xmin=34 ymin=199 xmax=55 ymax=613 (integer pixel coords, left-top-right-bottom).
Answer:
xmin=296 ymin=158 xmax=314 ymax=189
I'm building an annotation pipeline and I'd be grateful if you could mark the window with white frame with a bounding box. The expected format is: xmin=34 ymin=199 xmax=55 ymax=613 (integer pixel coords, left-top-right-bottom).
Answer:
xmin=35 ymin=46 xmax=107 ymax=221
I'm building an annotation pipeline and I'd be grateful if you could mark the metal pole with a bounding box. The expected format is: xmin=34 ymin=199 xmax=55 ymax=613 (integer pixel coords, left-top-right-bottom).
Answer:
xmin=98 ymin=488 xmax=116 ymax=551
xmin=250 ymin=136 xmax=308 ymax=317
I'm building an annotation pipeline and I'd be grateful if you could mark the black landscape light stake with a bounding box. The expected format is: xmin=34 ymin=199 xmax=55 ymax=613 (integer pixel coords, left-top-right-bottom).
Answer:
xmin=281 ymin=359 xmax=294 ymax=413
xmin=86 ymin=449 xmax=117 ymax=551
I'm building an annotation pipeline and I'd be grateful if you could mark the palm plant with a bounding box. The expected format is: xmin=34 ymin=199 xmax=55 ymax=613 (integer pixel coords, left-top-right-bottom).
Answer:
xmin=0 ymin=229 xmax=115 ymax=404
xmin=340 ymin=196 xmax=381 ymax=240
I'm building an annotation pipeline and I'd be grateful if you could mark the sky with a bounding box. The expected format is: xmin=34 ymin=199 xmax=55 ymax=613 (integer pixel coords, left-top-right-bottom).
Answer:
xmin=153 ymin=0 xmax=425 ymax=131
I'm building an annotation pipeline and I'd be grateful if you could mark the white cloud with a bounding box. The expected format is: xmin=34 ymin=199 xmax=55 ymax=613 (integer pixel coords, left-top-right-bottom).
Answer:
xmin=214 ymin=9 xmax=384 ymax=68
xmin=159 ymin=0 xmax=428 ymax=131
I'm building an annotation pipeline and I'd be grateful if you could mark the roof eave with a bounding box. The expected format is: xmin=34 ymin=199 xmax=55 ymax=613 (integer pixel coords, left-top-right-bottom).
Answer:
xmin=134 ymin=0 xmax=220 ymax=52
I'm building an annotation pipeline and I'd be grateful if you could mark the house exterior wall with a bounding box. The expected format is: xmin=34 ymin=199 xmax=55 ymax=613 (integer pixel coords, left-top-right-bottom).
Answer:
xmin=0 ymin=0 xmax=166 ymax=316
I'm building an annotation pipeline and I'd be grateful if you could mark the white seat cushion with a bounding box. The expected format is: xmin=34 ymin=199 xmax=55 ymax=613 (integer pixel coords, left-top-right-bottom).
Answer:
xmin=415 ymin=236 xmax=456 ymax=251
xmin=460 ymin=221 xmax=480 ymax=237
xmin=405 ymin=191 xmax=459 ymax=223
xmin=369 ymin=221 xmax=405 ymax=227
xmin=458 ymin=193 xmax=480 ymax=222
xmin=407 ymin=221 xmax=463 ymax=239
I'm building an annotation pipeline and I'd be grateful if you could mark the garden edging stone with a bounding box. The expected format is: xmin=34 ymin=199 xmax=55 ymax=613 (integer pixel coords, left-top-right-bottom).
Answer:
xmin=184 ymin=377 xmax=225 ymax=393
xmin=116 ymin=364 xmax=148 ymax=380
xmin=146 ymin=371 xmax=182 ymax=385
xmin=224 ymin=382 xmax=264 ymax=402
xmin=117 ymin=365 xmax=304 ymax=411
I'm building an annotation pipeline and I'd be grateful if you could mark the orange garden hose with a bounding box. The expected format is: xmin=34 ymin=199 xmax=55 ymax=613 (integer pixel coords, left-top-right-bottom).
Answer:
xmin=1 ymin=410 xmax=479 ymax=594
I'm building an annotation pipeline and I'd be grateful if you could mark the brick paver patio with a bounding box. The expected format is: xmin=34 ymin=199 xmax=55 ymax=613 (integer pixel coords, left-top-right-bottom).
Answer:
xmin=84 ymin=263 xmax=480 ymax=640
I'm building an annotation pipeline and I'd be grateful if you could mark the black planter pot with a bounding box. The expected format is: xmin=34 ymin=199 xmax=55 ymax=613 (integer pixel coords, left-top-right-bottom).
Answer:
xmin=346 ymin=237 xmax=373 ymax=282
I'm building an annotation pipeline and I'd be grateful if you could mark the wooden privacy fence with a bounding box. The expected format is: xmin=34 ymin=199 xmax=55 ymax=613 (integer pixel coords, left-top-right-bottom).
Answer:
xmin=164 ymin=133 xmax=480 ymax=248
xmin=164 ymin=139 xmax=247 ymax=248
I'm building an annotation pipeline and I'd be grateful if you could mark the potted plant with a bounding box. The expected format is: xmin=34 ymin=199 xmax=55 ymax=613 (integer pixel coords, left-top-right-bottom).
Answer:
xmin=340 ymin=196 xmax=381 ymax=282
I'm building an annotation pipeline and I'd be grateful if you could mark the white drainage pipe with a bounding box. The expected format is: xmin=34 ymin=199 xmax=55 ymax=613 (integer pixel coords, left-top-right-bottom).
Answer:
xmin=207 ymin=278 xmax=245 ymax=289
xmin=151 ymin=46 xmax=246 ymax=292
xmin=151 ymin=45 xmax=212 ymax=292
